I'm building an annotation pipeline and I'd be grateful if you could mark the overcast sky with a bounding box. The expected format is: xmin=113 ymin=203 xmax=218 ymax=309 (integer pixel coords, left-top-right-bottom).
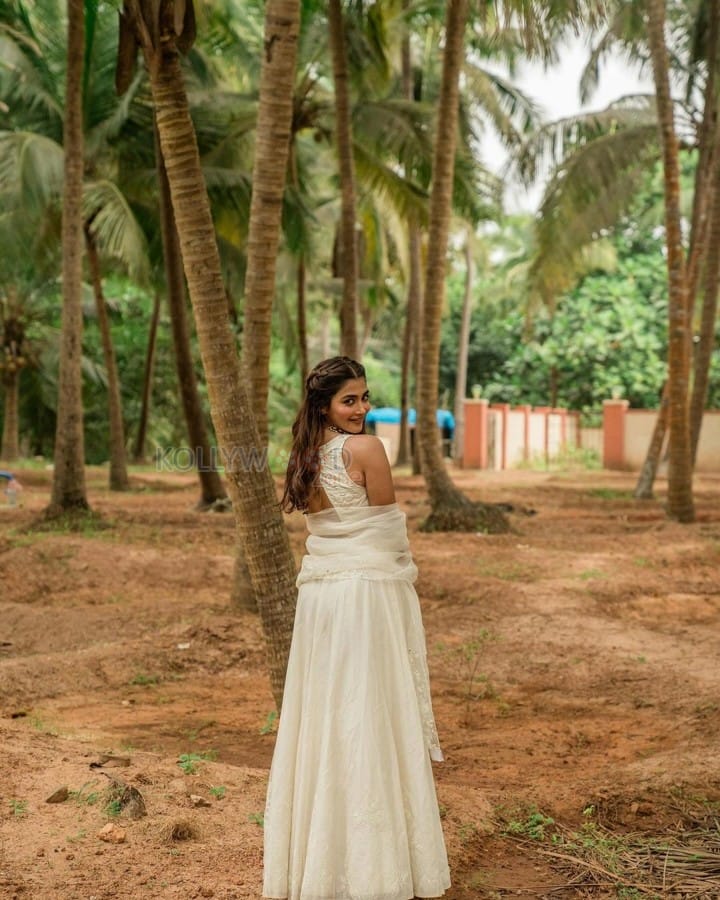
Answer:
xmin=483 ymin=36 xmax=654 ymax=212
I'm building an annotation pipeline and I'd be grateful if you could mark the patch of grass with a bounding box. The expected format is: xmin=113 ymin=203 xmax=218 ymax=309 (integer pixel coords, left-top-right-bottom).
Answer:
xmin=504 ymin=808 xmax=556 ymax=841
xmin=185 ymin=720 xmax=216 ymax=742
xmin=477 ymin=561 xmax=534 ymax=581
xmin=259 ymin=710 xmax=278 ymax=735
xmin=248 ymin=811 xmax=264 ymax=827
xmin=129 ymin=673 xmax=161 ymax=686
xmin=209 ymin=785 xmax=226 ymax=800
xmin=69 ymin=781 xmax=100 ymax=806
xmin=458 ymin=822 xmax=479 ymax=844
xmin=579 ymin=568 xmax=607 ymax=581
xmin=587 ymin=487 xmax=634 ymax=500
xmin=10 ymin=799 xmax=28 ymax=817
xmin=104 ymin=798 xmax=123 ymax=818
xmin=177 ymin=750 xmax=217 ymax=775
xmin=67 ymin=829 xmax=87 ymax=843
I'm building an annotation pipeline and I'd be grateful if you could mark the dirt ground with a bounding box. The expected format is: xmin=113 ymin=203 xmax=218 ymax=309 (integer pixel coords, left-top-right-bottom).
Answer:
xmin=1 ymin=464 xmax=720 ymax=900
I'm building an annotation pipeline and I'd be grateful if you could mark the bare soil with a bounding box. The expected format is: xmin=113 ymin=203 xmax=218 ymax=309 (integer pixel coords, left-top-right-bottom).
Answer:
xmin=1 ymin=465 xmax=720 ymax=900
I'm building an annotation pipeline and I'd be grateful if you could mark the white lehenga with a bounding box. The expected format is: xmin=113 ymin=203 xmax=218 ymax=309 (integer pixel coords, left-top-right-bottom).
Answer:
xmin=262 ymin=435 xmax=451 ymax=900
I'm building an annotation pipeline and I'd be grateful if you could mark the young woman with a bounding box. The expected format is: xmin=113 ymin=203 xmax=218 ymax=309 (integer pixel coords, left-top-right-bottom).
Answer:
xmin=263 ymin=356 xmax=451 ymax=900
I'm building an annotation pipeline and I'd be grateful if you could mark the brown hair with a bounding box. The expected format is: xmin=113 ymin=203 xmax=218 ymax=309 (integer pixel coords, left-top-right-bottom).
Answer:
xmin=281 ymin=356 xmax=366 ymax=512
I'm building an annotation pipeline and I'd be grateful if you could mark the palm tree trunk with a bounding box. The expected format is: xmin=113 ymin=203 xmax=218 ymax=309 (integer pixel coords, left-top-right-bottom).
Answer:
xmin=297 ymin=255 xmax=308 ymax=387
xmin=127 ymin=4 xmax=297 ymax=709
xmin=690 ymin=157 xmax=720 ymax=461
xmin=396 ymin=15 xmax=418 ymax=469
xmin=1 ymin=371 xmax=19 ymax=461
xmin=132 ymin=289 xmax=161 ymax=463
xmin=415 ymin=0 xmax=507 ymax=532
xmin=328 ymin=0 xmax=359 ymax=358
xmin=453 ymin=234 xmax=473 ymax=465
xmin=634 ymin=385 xmax=669 ymax=499
xmin=242 ymin=0 xmax=300 ymax=445
xmin=396 ymin=226 xmax=420 ymax=467
xmin=155 ymin=120 xmax=227 ymax=508
xmin=48 ymin=0 xmax=88 ymax=516
xmin=646 ymin=0 xmax=694 ymax=523
xmin=635 ymin=0 xmax=720 ymax=497
xmin=85 ymin=226 xmax=130 ymax=491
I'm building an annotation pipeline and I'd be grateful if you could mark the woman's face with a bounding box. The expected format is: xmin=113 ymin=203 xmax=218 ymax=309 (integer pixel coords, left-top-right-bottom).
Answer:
xmin=323 ymin=377 xmax=371 ymax=434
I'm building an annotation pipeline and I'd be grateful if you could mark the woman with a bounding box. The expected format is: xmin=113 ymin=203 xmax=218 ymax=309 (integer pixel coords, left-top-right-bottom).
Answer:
xmin=263 ymin=356 xmax=451 ymax=900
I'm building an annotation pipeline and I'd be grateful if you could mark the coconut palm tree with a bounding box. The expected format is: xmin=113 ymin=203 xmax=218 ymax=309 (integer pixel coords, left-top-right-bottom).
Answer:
xmin=116 ymin=0 xmax=298 ymax=708
xmin=48 ymin=0 xmax=88 ymax=516
xmin=241 ymin=0 xmax=300 ymax=446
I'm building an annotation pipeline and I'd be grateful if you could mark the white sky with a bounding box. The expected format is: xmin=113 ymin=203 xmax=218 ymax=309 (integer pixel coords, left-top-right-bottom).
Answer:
xmin=482 ymin=36 xmax=654 ymax=212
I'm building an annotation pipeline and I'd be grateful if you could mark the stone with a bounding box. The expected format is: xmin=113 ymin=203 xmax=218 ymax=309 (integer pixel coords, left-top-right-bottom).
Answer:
xmin=97 ymin=823 xmax=127 ymax=844
xmin=45 ymin=787 xmax=69 ymax=804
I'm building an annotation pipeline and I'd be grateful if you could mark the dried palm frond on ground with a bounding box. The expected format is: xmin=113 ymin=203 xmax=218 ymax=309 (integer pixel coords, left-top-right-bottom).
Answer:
xmin=514 ymin=822 xmax=720 ymax=898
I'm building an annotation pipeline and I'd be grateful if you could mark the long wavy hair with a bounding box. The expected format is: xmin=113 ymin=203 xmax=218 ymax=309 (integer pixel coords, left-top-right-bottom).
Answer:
xmin=281 ymin=356 xmax=366 ymax=512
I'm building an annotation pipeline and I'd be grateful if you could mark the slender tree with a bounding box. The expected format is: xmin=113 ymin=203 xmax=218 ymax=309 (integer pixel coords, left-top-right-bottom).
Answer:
xmin=84 ymin=225 xmax=130 ymax=490
xmin=328 ymin=0 xmax=359 ymax=357
xmin=48 ymin=0 xmax=89 ymax=516
xmin=117 ymin=0 xmax=297 ymax=707
xmin=132 ymin=290 xmax=161 ymax=463
xmin=646 ymin=0 xmax=694 ymax=522
xmin=415 ymin=0 xmax=507 ymax=532
xmin=154 ymin=123 xmax=228 ymax=508
xmin=453 ymin=232 xmax=474 ymax=465
xmin=242 ymin=0 xmax=300 ymax=445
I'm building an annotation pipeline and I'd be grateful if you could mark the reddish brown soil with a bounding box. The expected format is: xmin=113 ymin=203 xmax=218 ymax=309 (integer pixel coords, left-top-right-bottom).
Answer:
xmin=1 ymin=466 xmax=720 ymax=899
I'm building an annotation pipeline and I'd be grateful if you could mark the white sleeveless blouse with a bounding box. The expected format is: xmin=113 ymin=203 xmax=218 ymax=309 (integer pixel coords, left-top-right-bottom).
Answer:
xmin=317 ymin=434 xmax=369 ymax=508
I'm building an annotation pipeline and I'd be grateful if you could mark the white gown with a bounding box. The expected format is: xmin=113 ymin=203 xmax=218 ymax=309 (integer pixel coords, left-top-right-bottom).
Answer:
xmin=262 ymin=434 xmax=451 ymax=900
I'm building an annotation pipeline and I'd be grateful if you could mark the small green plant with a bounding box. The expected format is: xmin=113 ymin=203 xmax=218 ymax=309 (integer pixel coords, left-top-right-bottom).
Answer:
xmin=579 ymin=568 xmax=607 ymax=581
xmin=129 ymin=673 xmax=160 ymax=686
xmin=209 ymin=785 xmax=226 ymax=800
xmin=458 ymin=822 xmax=479 ymax=844
xmin=504 ymin=808 xmax=555 ymax=841
xmin=587 ymin=487 xmax=633 ymax=500
xmin=248 ymin=811 xmax=264 ymax=827
xmin=105 ymin=798 xmax=123 ymax=818
xmin=177 ymin=750 xmax=217 ymax=774
xmin=260 ymin=710 xmax=278 ymax=735
xmin=69 ymin=781 xmax=100 ymax=806
xmin=10 ymin=799 xmax=28 ymax=817
xmin=67 ymin=829 xmax=87 ymax=843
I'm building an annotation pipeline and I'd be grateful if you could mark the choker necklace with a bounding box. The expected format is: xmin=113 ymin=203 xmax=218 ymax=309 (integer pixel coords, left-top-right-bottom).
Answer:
xmin=327 ymin=424 xmax=351 ymax=435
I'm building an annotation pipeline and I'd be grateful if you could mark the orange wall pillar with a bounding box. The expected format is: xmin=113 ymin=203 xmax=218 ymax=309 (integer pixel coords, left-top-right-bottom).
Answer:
xmin=463 ymin=399 xmax=488 ymax=468
xmin=603 ymin=399 xmax=629 ymax=469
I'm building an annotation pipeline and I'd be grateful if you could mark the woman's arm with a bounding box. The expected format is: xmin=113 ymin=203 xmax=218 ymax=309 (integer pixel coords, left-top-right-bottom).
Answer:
xmin=344 ymin=435 xmax=396 ymax=506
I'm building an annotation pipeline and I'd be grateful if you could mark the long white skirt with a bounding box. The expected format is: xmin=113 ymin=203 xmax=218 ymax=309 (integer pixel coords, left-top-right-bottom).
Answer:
xmin=262 ymin=575 xmax=451 ymax=900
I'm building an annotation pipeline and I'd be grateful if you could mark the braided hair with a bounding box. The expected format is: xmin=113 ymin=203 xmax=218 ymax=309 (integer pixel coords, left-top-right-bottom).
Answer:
xmin=281 ymin=356 xmax=366 ymax=512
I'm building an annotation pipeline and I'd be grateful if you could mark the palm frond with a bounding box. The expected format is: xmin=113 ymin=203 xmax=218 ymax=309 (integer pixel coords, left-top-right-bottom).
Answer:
xmin=0 ymin=130 xmax=64 ymax=210
xmin=529 ymin=123 xmax=659 ymax=307
xmin=83 ymin=179 xmax=150 ymax=282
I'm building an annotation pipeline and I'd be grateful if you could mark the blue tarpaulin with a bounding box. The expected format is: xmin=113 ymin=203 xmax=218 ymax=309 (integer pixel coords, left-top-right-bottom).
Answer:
xmin=366 ymin=407 xmax=454 ymax=433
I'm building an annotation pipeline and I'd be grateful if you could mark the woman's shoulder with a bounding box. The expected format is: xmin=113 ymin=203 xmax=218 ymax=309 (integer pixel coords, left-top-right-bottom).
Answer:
xmin=344 ymin=434 xmax=389 ymax=463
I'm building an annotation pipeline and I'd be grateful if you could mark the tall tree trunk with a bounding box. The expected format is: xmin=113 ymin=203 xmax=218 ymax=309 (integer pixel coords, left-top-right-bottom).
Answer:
xmin=133 ymin=289 xmax=161 ymax=463
xmin=690 ymin=160 xmax=720 ymax=461
xmin=328 ymin=0 xmax=359 ymax=358
xmin=297 ymin=255 xmax=308 ymax=388
xmin=48 ymin=0 xmax=88 ymax=516
xmin=453 ymin=234 xmax=473 ymax=465
xmin=1 ymin=371 xmax=19 ymax=461
xmin=415 ymin=0 xmax=507 ymax=533
xmin=634 ymin=0 xmax=720 ymax=496
xmin=155 ymin=120 xmax=227 ymax=508
xmin=242 ymin=0 xmax=300 ymax=445
xmin=85 ymin=226 xmax=130 ymax=491
xmin=396 ymin=16 xmax=417 ymax=469
xmin=396 ymin=226 xmax=420 ymax=468
xmin=647 ymin=0 xmax=695 ymax=522
xmin=124 ymin=2 xmax=297 ymax=709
